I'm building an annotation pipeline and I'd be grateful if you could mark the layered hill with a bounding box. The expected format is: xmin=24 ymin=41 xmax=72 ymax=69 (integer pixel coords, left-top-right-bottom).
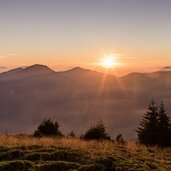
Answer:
xmin=0 ymin=64 xmax=171 ymax=139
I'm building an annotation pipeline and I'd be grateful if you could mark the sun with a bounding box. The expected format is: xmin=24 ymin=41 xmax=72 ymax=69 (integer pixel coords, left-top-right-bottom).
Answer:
xmin=100 ymin=55 xmax=116 ymax=68
xmin=101 ymin=58 xmax=114 ymax=68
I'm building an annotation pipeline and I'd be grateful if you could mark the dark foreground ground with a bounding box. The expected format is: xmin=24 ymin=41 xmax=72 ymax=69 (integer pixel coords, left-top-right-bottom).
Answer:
xmin=0 ymin=135 xmax=170 ymax=171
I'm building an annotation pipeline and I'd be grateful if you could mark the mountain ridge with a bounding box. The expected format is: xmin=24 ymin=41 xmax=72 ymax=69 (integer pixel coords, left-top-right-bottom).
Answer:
xmin=1 ymin=64 xmax=171 ymax=78
xmin=0 ymin=64 xmax=170 ymax=139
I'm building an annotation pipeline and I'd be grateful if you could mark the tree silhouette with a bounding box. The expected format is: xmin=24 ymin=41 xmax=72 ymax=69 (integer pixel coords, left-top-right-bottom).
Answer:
xmin=82 ymin=120 xmax=110 ymax=140
xmin=116 ymin=134 xmax=126 ymax=144
xmin=137 ymin=99 xmax=159 ymax=145
xmin=68 ymin=131 xmax=76 ymax=138
xmin=137 ymin=100 xmax=171 ymax=147
xmin=34 ymin=118 xmax=63 ymax=137
xmin=157 ymin=102 xmax=171 ymax=147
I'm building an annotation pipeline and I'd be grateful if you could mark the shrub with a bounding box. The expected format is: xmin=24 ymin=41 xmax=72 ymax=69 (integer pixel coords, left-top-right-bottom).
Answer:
xmin=51 ymin=150 xmax=88 ymax=163
xmin=82 ymin=120 xmax=110 ymax=140
xmin=78 ymin=164 xmax=105 ymax=171
xmin=0 ymin=160 xmax=33 ymax=171
xmin=25 ymin=152 xmax=50 ymax=161
xmin=68 ymin=131 xmax=76 ymax=138
xmin=0 ymin=146 xmax=9 ymax=153
xmin=49 ymin=150 xmax=68 ymax=161
xmin=0 ymin=150 xmax=24 ymax=160
xmin=97 ymin=156 xmax=117 ymax=171
xmin=64 ymin=151 xmax=89 ymax=163
xmin=34 ymin=161 xmax=80 ymax=171
xmin=31 ymin=147 xmax=56 ymax=153
xmin=33 ymin=118 xmax=63 ymax=137
xmin=116 ymin=134 xmax=126 ymax=144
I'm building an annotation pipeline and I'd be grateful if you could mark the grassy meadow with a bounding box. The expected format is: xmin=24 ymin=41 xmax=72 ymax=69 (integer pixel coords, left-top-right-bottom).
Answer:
xmin=0 ymin=135 xmax=170 ymax=171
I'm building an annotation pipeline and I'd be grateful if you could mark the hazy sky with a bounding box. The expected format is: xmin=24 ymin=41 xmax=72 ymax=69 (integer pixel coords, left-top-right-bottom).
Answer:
xmin=0 ymin=0 xmax=171 ymax=74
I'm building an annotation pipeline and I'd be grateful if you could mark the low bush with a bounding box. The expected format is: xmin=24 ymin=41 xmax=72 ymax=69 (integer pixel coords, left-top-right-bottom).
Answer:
xmin=31 ymin=147 xmax=56 ymax=153
xmin=34 ymin=118 xmax=63 ymax=137
xmin=25 ymin=152 xmax=50 ymax=161
xmin=0 ymin=149 xmax=24 ymax=160
xmin=0 ymin=160 xmax=33 ymax=171
xmin=34 ymin=161 xmax=80 ymax=171
xmin=0 ymin=146 xmax=9 ymax=153
xmin=51 ymin=150 xmax=88 ymax=163
xmin=96 ymin=156 xmax=117 ymax=171
xmin=78 ymin=164 xmax=105 ymax=171
xmin=82 ymin=121 xmax=110 ymax=140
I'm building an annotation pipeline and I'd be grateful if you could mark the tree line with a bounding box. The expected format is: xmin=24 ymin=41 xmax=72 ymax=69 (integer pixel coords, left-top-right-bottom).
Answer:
xmin=33 ymin=119 xmax=126 ymax=144
xmin=33 ymin=99 xmax=171 ymax=147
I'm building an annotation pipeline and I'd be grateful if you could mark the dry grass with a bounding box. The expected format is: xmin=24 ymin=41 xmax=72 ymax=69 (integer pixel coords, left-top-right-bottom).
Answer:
xmin=0 ymin=135 xmax=169 ymax=157
xmin=0 ymin=135 xmax=117 ymax=154
xmin=0 ymin=135 xmax=170 ymax=170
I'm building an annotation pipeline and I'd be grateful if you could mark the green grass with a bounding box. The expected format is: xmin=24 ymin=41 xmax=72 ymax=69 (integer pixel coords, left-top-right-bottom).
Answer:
xmin=0 ymin=135 xmax=170 ymax=171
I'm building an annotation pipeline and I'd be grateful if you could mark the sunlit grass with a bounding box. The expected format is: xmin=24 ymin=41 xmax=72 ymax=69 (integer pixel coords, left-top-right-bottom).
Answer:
xmin=0 ymin=135 xmax=170 ymax=171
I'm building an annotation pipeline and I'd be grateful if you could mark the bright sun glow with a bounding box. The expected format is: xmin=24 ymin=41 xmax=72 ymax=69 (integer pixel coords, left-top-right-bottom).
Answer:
xmin=102 ymin=58 xmax=114 ymax=68
xmin=100 ymin=54 xmax=117 ymax=68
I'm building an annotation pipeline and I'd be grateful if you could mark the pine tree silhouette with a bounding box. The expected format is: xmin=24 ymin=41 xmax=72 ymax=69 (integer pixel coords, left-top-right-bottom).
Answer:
xmin=137 ymin=99 xmax=159 ymax=145
xmin=137 ymin=100 xmax=171 ymax=147
xmin=157 ymin=102 xmax=171 ymax=147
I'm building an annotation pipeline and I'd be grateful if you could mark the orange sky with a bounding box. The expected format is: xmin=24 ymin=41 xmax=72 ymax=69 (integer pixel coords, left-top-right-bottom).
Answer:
xmin=0 ymin=1 xmax=171 ymax=75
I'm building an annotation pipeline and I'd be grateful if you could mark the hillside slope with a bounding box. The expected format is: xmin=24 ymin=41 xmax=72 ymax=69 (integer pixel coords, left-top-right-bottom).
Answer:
xmin=0 ymin=136 xmax=170 ymax=171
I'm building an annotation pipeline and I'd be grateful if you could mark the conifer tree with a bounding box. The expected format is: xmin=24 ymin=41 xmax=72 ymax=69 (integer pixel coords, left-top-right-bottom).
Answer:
xmin=137 ymin=99 xmax=159 ymax=145
xmin=157 ymin=102 xmax=171 ymax=147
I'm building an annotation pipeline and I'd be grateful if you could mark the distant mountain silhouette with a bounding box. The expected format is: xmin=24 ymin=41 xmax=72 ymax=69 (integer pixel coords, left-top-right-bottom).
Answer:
xmin=0 ymin=64 xmax=54 ymax=79
xmin=160 ymin=66 xmax=171 ymax=71
xmin=0 ymin=64 xmax=170 ymax=139
xmin=0 ymin=67 xmax=23 ymax=78
xmin=66 ymin=67 xmax=90 ymax=73
xmin=21 ymin=64 xmax=55 ymax=75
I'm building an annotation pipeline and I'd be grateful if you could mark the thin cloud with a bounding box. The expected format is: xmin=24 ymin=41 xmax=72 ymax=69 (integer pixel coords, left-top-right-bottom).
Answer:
xmin=0 ymin=56 xmax=6 ymax=59
xmin=8 ymin=53 xmax=16 ymax=56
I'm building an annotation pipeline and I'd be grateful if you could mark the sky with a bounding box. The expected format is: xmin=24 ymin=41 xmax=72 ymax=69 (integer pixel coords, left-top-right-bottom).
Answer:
xmin=0 ymin=0 xmax=171 ymax=75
